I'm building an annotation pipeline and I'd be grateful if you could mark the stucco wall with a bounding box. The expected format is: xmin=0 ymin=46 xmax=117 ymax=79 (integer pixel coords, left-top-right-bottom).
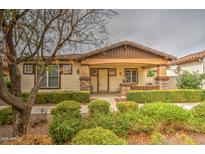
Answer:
xmin=180 ymin=61 xmax=203 ymax=74
xmin=19 ymin=62 xmax=80 ymax=92
xmin=19 ymin=63 xmax=35 ymax=92
xmin=61 ymin=62 xmax=80 ymax=91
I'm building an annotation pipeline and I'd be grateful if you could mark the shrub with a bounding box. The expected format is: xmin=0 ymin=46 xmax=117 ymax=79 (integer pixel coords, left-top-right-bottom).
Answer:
xmin=71 ymin=127 xmax=127 ymax=145
xmin=150 ymin=131 xmax=164 ymax=145
xmin=88 ymin=100 xmax=110 ymax=115
xmin=126 ymin=90 xmax=205 ymax=103
xmin=83 ymin=112 xmax=132 ymax=136
xmin=49 ymin=118 xmax=82 ymax=144
xmin=177 ymin=71 xmax=205 ymax=89
xmin=192 ymin=103 xmax=205 ymax=119
xmin=51 ymin=100 xmax=81 ymax=119
xmin=129 ymin=113 xmax=156 ymax=133
xmin=140 ymin=102 xmax=190 ymax=124
xmin=21 ymin=91 xmax=90 ymax=104
xmin=116 ymin=101 xmax=138 ymax=113
xmin=0 ymin=107 xmax=13 ymax=125
xmin=186 ymin=104 xmax=205 ymax=133
xmin=84 ymin=111 xmax=156 ymax=136
xmin=186 ymin=115 xmax=205 ymax=133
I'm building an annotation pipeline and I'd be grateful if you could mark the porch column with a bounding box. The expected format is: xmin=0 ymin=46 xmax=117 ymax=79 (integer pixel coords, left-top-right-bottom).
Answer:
xmin=80 ymin=64 xmax=91 ymax=91
xmin=155 ymin=65 xmax=169 ymax=89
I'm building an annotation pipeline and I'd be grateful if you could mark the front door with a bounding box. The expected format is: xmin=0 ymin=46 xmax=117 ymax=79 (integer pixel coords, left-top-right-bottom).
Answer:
xmin=98 ymin=69 xmax=108 ymax=92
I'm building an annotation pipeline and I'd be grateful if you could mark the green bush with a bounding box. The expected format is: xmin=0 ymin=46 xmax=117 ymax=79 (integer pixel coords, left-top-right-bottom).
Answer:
xmin=192 ymin=103 xmax=205 ymax=119
xmin=126 ymin=90 xmax=205 ymax=103
xmin=0 ymin=107 xmax=13 ymax=125
xmin=49 ymin=118 xmax=82 ymax=144
xmin=187 ymin=104 xmax=205 ymax=133
xmin=71 ymin=127 xmax=127 ymax=145
xmin=51 ymin=100 xmax=81 ymax=119
xmin=84 ymin=110 xmax=156 ymax=136
xmin=88 ymin=100 xmax=110 ymax=115
xmin=140 ymin=102 xmax=190 ymax=124
xmin=129 ymin=113 xmax=156 ymax=133
xmin=22 ymin=91 xmax=90 ymax=104
xmin=116 ymin=101 xmax=138 ymax=113
xmin=83 ymin=112 xmax=133 ymax=136
xmin=177 ymin=71 xmax=205 ymax=89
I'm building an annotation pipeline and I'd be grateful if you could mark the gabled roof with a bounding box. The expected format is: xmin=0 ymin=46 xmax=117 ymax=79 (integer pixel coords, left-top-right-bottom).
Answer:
xmin=170 ymin=50 xmax=205 ymax=65
xmin=79 ymin=40 xmax=177 ymax=60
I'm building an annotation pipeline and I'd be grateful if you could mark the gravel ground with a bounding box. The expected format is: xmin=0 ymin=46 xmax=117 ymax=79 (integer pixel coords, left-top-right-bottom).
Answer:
xmin=0 ymin=114 xmax=52 ymax=144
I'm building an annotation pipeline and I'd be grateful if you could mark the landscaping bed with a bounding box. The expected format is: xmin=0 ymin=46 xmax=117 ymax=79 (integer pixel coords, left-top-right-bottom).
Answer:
xmin=2 ymin=100 xmax=205 ymax=145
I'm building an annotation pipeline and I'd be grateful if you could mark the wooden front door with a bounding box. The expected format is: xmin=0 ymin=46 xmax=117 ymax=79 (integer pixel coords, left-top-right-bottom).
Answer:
xmin=98 ymin=69 xmax=109 ymax=92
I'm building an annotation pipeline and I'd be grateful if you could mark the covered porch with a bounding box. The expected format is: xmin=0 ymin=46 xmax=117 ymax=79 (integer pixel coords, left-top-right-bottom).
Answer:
xmin=80 ymin=62 xmax=168 ymax=95
xmin=78 ymin=40 xmax=175 ymax=95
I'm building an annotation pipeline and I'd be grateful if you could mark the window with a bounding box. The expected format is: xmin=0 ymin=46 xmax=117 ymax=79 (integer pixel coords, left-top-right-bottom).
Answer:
xmin=125 ymin=68 xmax=137 ymax=83
xmin=36 ymin=65 xmax=60 ymax=88
xmin=90 ymin=68 xmax=98 ymax=76
xmin=24 ymin=64 xmax=33 ymax=74
xmin=62 ymin=64 xmax=72 ymax=74
xmin=109 ymin=68 xmax=116 ymax=76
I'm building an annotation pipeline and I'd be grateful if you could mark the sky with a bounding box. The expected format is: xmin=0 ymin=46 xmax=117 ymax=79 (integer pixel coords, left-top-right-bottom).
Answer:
xmin=105 ymin=9 xmax=205 ymax=57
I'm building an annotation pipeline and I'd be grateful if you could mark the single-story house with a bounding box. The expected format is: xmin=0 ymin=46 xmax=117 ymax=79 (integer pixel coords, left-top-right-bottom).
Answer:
xmin=167 ymin=50 xmax=205 ymax=89
xmin=19 ymin=40 xmax=176 ymax=95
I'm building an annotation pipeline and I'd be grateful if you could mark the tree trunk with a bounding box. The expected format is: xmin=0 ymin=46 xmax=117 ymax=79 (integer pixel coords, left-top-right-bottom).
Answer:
xmin=8 ymin=63 xmax=25 ymax=136
xmin=12 ymin=107 xmax=31 ymax=137
xmin=8 ymin=63 xmax=21 ymax=96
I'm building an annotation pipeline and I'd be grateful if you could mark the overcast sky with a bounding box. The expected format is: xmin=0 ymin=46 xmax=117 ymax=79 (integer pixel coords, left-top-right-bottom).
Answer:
xmin=104 ymin=9 xmax=205 ymax=57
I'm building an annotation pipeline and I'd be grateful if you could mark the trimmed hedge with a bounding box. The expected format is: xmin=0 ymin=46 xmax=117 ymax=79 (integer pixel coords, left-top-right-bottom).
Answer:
xmin=88 ymin=100 xmax=110 ymax=115
xmin=22 ymin=91 xmax=90 ymax=104
xmin=51 ymin=100 xmax=81 ymax=119
xmin=126 ymin=90 xmax=205 ymax=103
xmin=0 ymin=107 xmax=13 ymax=125
xmin=71 ymin=127 xmax=127 ymax=145
xmin=116 ymin=101 xmax=138 ymax=113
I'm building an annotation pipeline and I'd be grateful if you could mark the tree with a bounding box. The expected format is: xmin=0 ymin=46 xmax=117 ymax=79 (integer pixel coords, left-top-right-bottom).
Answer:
xmin=0 ymin=9 xmax=117 ymax=136
xmin=177 ymin=71 xmax=205 ymax=89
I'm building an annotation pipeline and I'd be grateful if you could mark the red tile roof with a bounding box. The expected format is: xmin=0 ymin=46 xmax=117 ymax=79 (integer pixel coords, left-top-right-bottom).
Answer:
xmin=170 ymin=50 xmax=205 ymax=65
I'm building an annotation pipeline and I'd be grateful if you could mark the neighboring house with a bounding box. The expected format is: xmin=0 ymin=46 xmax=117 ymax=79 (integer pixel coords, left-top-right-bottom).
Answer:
xmin=19 ymin=40 xmax=176 ymax=95
xmin=167 ymin=50 xmax=205 ymax=89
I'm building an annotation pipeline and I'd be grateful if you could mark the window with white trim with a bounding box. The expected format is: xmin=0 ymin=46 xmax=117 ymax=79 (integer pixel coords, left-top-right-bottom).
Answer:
xmin=36 ymin=65 xmax=60 ymax=88
xmin=125 ymin=68 xmax=137 ymax=83
xmin=24 ymin=64 xmax=33 ymax=74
